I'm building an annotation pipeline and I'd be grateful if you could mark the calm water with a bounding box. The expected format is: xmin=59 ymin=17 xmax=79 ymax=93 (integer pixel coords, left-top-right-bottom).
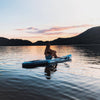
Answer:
xmin=0 ymin=45 xmax=100 ymax=100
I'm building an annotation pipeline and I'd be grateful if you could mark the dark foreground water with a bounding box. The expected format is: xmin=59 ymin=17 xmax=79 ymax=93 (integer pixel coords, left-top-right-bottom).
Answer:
xmin=0 ymin=45 xmax=100 ymax=100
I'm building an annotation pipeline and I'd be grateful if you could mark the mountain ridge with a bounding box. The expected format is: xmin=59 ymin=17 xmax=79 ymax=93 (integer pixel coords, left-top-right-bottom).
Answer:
xmin=33 ymin=26 xmax=100 ymax=45
xmin=0 ymin=26 xmax=100 ymax=46
xmin=0 ymin=37 xmax=33 ymax=46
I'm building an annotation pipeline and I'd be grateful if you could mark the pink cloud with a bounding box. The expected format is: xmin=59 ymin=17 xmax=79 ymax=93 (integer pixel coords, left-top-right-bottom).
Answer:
xmin=18 ymin=35 xmax=43 ymax=39
xmin=37 ymin=24 xmax=92 ymax=33
xmin=26 ymin=27 xmax=38 ymax=30
xmin=16 ymin=24 xmax=92 ymax=36
xmin=44 ymin=32 xmax=81 ymax=37
xmin=44 ymin=32 xmax=63 ymax=35
xmin=16 ymin=29 xmax=25 ymax=31
xmin=16 ymin=27 xmax=38 ymax=31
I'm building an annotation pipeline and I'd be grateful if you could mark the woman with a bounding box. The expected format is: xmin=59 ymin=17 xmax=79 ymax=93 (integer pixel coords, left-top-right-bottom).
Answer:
xmin=44 ymin=43 xmax=58 ymax=75
xmin=44 ymin=43 xmax=57 ymax=60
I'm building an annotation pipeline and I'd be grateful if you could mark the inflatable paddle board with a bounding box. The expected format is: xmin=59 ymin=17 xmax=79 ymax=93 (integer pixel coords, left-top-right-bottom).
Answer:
xmin=22 ymin=54 xmax=72 ymax=68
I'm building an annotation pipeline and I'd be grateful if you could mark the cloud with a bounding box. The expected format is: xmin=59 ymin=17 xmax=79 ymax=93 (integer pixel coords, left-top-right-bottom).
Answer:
xmin=27 ymin=31 xmax=63 ymax=35
xmin=26 ymin=31 xmax=37 ymax=34
xmin=16 ymin=24 xmax=92 ymax=36
xmin=44 ymin=32 xmax=63 ymax=35
xmin=26 ymin=27 xmax=38 ymax=30
xmin=16 ymin=27 xmax=38 ymax=31
xmin=16 ymin=29 xmax=25 ymax=31
xmin=36 ymin=24 xmax=92 ymax=33
xmin=21 ymin=36 xmax=43 ymax=38
xmin=44 ymin=32 xmax=80 ymax=37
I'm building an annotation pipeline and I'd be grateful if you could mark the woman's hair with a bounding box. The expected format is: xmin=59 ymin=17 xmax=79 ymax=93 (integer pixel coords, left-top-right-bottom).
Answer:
xmin=46 ymin=43 xmax=50 ymax=49
xmin=44 ymin=43 xmax=51 ymax=55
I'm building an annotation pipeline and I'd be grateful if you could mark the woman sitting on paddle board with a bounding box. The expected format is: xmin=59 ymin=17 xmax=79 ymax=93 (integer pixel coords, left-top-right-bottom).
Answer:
xmin=44 ymin=43 xmax=58 ymax=60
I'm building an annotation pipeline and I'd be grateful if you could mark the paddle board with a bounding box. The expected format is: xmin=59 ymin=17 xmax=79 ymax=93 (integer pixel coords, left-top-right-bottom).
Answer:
xmin=22 ymin=54 xmax=72 ymax=68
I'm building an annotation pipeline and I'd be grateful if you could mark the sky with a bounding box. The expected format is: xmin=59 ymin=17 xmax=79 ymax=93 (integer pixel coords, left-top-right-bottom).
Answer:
xmin=0 ymin=0 xmax=100 ymax=42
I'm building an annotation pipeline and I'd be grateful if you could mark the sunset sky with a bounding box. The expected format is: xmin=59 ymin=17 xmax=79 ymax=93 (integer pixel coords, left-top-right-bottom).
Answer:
xmin=0 ymin=0 xmax=100 ymax=42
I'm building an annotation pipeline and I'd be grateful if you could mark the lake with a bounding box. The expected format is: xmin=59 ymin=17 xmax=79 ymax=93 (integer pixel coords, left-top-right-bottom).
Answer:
xmin=0 ymin=45 xmax=100 ymax=100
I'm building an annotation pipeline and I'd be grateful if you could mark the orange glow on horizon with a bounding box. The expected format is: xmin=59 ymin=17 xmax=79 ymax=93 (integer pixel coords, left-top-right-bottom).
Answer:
xmin=20 ymin=33 xmax=81 ymax=43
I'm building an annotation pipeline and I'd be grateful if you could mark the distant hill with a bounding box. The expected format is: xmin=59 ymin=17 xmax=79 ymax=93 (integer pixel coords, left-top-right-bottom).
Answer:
xmin=33 ymin=26 xmax=100 ymax=45
xmin=0 ymin=26 xmax=100 ymax=46
xmin=70 ymin=26 xmax=100 ymax=44
xmin=0 ymin=37 xmax=33 ymax=46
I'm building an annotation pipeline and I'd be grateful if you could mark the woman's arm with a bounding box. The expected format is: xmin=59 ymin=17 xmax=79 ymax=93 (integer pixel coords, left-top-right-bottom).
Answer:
xmin=50 ymin=49 xmax=56 ymax=53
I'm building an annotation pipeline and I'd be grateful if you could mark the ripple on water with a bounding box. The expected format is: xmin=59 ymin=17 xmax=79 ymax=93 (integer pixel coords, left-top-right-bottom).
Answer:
xmin=0 ymin=46 xmax=100 ymax=100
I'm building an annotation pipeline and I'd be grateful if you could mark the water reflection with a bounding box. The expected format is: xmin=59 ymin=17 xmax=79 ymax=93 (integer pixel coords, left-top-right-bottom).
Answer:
xmin=44 ymin=63 xmax=70 ymax=79
xmin=44 ymin=64 xmax=57 ymax=79
xmin=73 ymin=44 xmax=100 ymax=65
xmin=74 ymin=44 xmax=100 ymax=56
xmin=0 ymin=45 xmax=100 ymax=100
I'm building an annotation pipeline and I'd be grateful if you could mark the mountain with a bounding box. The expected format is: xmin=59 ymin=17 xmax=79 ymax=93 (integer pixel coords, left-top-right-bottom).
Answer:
xmin=0 ymin=26 xmax=100 ymax=46
xmin=71 ymin=26 xmax=100 ymax=44
xmin=0 ymin=37 xmax=33 ymax=46
xmin=33 ymin=26 xmax=100 ymax=45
